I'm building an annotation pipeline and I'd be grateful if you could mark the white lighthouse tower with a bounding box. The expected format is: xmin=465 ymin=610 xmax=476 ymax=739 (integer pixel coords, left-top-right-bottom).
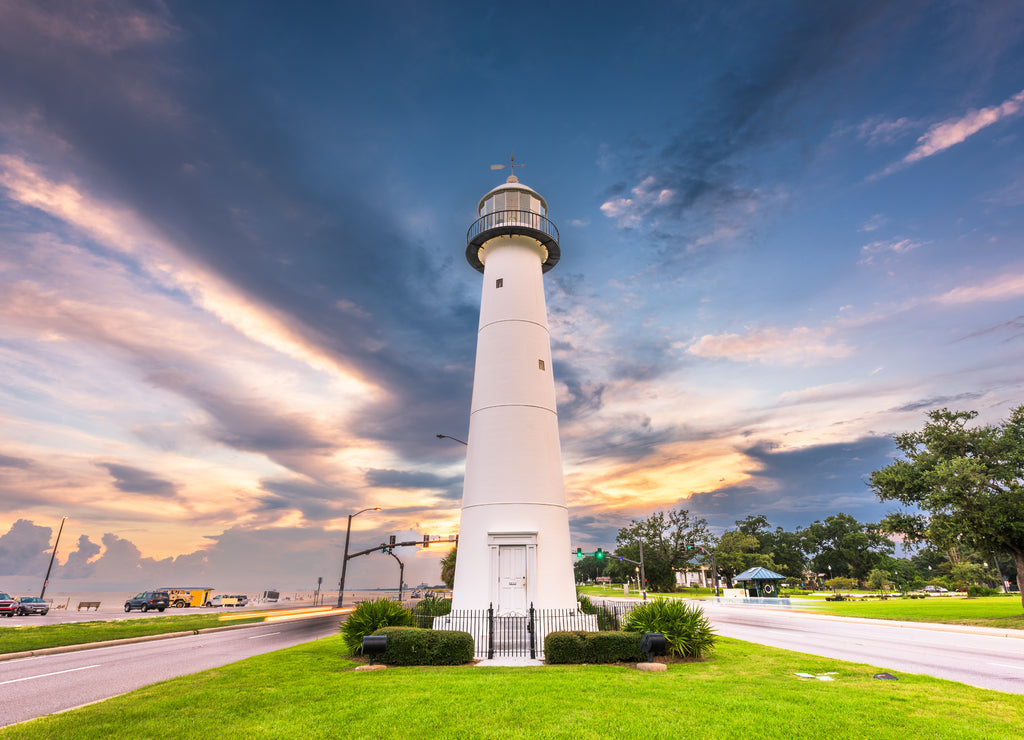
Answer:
xmin=451 ymin=169 xmax=577 ymax=614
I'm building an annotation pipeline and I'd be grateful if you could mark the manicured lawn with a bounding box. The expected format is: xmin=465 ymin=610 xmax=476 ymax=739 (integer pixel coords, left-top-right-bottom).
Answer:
xmin=3 ymin=635 xmax=1021 ymax=739
xmin=807 ymin=595 xmax=1024 ymax=629
xmin=0 ymin=613 xmax=266 ymax=655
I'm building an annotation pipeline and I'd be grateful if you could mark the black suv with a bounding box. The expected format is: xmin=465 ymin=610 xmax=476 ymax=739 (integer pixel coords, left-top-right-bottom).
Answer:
xmin=124 ymin=591 xmax=170 ymax=613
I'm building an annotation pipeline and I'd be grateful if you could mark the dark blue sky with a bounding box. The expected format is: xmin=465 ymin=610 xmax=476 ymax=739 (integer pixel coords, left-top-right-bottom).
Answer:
xmin=2 ymin=0 xmax=1023 ymax=590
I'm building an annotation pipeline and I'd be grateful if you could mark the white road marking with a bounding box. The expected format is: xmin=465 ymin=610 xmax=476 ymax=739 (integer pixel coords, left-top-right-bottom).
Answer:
xmin=247 ymin=632 xmax=281 ymax=639
xmin=987 ymin=662 xmax=1024 ymax=671
xmin=0 ymin=664 xmax=101 ymax=686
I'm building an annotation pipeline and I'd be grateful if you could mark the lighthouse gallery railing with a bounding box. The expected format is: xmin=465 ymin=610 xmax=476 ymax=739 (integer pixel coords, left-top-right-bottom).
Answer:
xmin=466 ymin=209 xmax=559 ymax=245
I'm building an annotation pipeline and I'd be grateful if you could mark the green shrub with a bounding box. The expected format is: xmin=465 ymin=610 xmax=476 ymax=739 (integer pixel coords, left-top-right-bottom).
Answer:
xmin=340 ymin=598 xmax=412 ymax=654
xmin=967 ymin=585 xmax=1000 ymax=597
xmin=544 ymin=630 xmax=644 ymax=664
xmin=622 ymin=598 xmax=716 ymax=658
xmin=371 ymin=626 xmax=474 ymax=665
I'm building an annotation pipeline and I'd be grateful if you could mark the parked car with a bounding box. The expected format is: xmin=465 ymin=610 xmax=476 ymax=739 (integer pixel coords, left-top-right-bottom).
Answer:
xmin=16 ymin=597 xmax=49 ymax=616
xmin=0 ymin=592 xmax=17 ymax=617
xmin=232 ymin=594 xmax=249 ymax=607
xmin=923 ymin=585 xmax=948 ymax=593
xmin=124 ymin=591 xmax=170 ymax=612
xmin=204 ymin=595 xmax=238 ymax=607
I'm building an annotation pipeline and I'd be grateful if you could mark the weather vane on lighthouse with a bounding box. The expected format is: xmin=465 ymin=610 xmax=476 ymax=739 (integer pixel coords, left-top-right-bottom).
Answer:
xmin=490 ymin=155 xmax=525 ymax=182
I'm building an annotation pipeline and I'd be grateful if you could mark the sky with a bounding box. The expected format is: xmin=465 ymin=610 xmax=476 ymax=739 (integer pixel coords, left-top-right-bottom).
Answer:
xmin=2 ymin=1 xmax=1023 ymax=594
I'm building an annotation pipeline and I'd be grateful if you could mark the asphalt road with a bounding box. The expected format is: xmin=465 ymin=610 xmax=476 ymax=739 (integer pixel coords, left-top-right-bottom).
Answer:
xmin=697 ymin=599 xmax=1024 ymax=694
xmin=0 ymin=612 xmax=341 ymax=728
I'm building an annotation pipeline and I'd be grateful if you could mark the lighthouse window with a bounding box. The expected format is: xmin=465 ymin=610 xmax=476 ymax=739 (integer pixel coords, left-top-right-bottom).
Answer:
xmin=538 ymin=359 xmax=545 ymax=371
xmin=493 ymin=193 xmax=505 ymax=210
xmin=505 ymin=191 xmax=519 ymax=210
xmin=496 ymin=278 xmax=503 ymax=288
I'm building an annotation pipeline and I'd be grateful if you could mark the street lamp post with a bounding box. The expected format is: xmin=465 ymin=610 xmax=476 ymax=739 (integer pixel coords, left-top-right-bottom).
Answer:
xmin=337 ymin=507 xmax=382 ymax=608
xmin=638 ymin=535 xmax=647 ymax=601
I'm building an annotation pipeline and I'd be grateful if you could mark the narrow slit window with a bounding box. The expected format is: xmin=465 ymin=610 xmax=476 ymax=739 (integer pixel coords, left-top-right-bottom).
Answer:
xmin=496 ymin=278 xmax=504 ymax=288
xmin=538 ymin=359 xmax=545 ymax=371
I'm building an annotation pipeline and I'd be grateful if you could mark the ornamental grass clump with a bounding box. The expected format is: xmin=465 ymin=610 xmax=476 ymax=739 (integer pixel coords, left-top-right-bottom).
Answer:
xmin=341 ymin=598 xmax=412 ymax=654
xmin=623 ymin=598 xmax=716 ymax=658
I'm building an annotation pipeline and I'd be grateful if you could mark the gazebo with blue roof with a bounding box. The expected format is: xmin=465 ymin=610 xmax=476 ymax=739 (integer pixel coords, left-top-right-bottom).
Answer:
xmin=733 ymin=566 xmax=786 ymax=598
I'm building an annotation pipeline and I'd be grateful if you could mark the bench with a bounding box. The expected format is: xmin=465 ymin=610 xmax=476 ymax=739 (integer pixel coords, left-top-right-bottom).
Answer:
xmin=76 ymin=601 xmax=101 ymax=611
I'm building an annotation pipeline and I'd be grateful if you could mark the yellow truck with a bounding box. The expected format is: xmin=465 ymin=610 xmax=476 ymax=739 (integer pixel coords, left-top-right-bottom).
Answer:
xmin=159 ymin=587 xmax=213 ymax=608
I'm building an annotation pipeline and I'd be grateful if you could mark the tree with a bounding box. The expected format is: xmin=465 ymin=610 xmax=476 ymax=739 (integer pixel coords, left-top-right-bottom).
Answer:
xmin=866 ymin=568 xmax=891 ymax=592
xmin=440 ymin=546 xmax=457 ymax=589
xmin=573 ymin=555 xmax=606 ymax=583
xmin=735 ymin=515 xmax=806 ymax=579
xmin=801 ymin=513 xmax=894 ymax=581
xmin=613 ymin=508 xmax=713 ymax=592
xmin=869 ymin=407 xmax=1024 ymax=609
xmin=714 ymin=530 xmax=778 ymax=587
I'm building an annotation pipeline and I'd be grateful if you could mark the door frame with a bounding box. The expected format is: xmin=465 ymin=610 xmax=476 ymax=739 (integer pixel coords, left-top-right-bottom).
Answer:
xmin=487 ymin=532 xmax=537 ymax=615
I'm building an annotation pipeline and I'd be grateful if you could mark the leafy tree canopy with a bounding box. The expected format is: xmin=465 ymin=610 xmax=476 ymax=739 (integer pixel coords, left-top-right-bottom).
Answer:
xmin=801 ymin=512 xmax=894 ymax=580
xmin=612 ymin=508 xmax=713 ymax=592
xmin=870 ymin=407 xmax=1024 ymax=608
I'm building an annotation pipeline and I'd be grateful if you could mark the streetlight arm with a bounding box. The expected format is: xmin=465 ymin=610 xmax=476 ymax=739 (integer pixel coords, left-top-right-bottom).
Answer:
xmin=436 ymin=433 xmax=468 ymax=446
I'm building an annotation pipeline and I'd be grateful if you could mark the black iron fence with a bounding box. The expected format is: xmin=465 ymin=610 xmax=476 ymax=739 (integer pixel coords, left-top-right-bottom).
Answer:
xmin=409 ymin=600 xmax=638 ymax=659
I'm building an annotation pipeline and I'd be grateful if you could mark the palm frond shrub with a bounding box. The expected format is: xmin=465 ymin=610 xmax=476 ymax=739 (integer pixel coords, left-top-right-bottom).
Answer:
xmin=622 ymin=598 xmax=716 ymax=658
xmin=410 ymin=596 xmax=453 ymax=627
xmin=340 ymin=598 xmax=413 ymax=654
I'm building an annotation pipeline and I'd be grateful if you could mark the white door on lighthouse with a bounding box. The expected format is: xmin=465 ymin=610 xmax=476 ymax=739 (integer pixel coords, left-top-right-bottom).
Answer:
xmin=497 ymin=545 xmax=528 ymax=614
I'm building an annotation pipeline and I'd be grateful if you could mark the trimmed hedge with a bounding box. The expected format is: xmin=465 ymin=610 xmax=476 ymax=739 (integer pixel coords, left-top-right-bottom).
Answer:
xmin=371 ymin=626 xmax=475 ymax=665
xmin=544 ymin=630 xmax=645 ymax=664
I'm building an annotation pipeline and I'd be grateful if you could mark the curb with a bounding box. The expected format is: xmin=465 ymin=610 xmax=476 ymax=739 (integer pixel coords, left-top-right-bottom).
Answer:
xmin=0 ymin=621 xmax=268 ymax=662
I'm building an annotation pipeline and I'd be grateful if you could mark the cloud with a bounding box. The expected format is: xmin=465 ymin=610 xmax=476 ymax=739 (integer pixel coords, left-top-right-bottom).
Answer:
xmin=687 ymin=326 xmax=853 ymax=365
xmin=686 ymin=436 xmax=897 ymax=530
xmin=856 ymin=116 xmax=916 ymax=146
xmin=858 ymin=238 xmax=925 ymax=265
xmin=905 ymin=89 xmax=1024 ymax=164
xmin=878 ymin=89 xmax=1024 ymax=177
xmin=97 ymin=462 xmax=178 ymax=498
xmin=0 ymin=518 xmax=52 ymax=576
xmin=0 ymin=454 xmax=32 ymax=469
xmin=0 ymin=0 xmax=176 ymax=55
xmin=935 ymin=271 xmax=1024 ymax=305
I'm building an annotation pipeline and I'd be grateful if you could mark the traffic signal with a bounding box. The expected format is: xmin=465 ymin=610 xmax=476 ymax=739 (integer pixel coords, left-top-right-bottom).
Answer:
xmin=595 ymin=548 xmax=604 ymax=560
xmin=687 ymin=542 xmax=694 ymax=551
xmin=389 ymin=535 xmax=396 ymax=546
xmin=576 ymin=547 xmax=583 ymax=558
xmin=423 ymin=534 xmax=430 ymax=548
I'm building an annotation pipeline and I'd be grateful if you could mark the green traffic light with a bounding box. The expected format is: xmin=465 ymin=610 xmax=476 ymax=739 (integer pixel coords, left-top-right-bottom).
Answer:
xmin=595 ymin=548 xmax=604 ymax=559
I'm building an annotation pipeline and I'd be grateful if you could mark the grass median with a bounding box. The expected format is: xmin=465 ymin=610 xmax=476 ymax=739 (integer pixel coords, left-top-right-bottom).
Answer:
xmin=577 ymin=586 xmax=1024 ymax=629
xmin=3 ymin=635 xmax=1022 ymax=739
xmin=0 ymin=613 xmax=267 ymax=655
xmin=808 ymin=594 xmax=1024 ymax=628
